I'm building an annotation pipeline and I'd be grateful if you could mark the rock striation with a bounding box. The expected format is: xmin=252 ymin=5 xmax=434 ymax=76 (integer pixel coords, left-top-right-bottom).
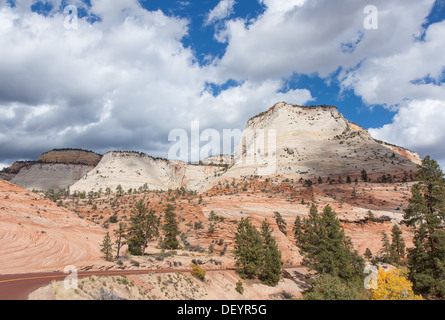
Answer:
xmin=0 ymin=179 xmax=104 ymax=274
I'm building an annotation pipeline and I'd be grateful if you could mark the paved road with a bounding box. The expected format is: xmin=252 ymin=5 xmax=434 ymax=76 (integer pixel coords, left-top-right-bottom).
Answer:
xmin=0 ymin=266 xmax=304 ymax=300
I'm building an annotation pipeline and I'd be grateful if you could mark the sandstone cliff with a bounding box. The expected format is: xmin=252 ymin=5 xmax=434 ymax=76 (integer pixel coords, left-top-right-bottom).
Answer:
xmin=1 ymin=149 xmax=102 ymax=191
xmin=69 ymin=151 xmax=226 ymax=193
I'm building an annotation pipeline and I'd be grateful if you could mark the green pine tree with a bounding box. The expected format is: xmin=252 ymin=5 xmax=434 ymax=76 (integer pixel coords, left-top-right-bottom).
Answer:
xmin=390 ymin=225 xmax=406 ymax=265
xmin=114 ymin=222 xmax=126 ymax=260
xmin=233 ymin=218 xmax=264 ymax=279
xmin=361 ymin=169 xmax=368 ymax=182
xmin=126 ymin=200 xmax=148 ymax=256
xmin=115 ymin=184 xmax=124 ymax=197
xmin=364 ymin=248 xmax=373 ymax=261
xmin=294 ymin=204 xmax=364 ymax=282
xmin=379 ymin=231 xmax=391 ymax=263
xmin=260 ymin=219 xmax=283 ymax=286
xmin=403 ymin=156 xmax=445 ymax=298
xmin=142 ymin=209 xmax=160 ymax=255
xmin=162 ymin=204 xmax=180 ymax=250
xmin=100 ymin=232 xmax=113 ymax=262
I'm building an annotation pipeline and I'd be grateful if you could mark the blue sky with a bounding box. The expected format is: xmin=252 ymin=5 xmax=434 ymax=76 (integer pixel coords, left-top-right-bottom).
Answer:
xmin=0 ymin=0 xmax=445 ymax=168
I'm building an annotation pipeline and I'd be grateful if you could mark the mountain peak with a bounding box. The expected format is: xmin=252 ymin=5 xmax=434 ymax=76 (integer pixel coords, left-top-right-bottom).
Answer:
xmin=229 ymin=102 xmax=420 ymax=181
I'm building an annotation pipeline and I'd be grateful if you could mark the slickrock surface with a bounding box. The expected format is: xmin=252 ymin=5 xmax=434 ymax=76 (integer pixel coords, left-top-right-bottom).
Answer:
xmin=0 ymin=179 xmax=104 ymax=274
xmin=70 ymin=152 xmax=226 ymax=193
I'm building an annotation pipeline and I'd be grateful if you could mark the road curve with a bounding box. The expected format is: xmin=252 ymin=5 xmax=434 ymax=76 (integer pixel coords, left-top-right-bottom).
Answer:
xmin=0 ymin=266 xmax=303 ymax=300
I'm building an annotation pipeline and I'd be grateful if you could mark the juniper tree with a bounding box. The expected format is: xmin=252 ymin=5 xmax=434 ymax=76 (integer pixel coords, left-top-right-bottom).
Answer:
xmin=403 ymin=156 xmax=445 ymax=298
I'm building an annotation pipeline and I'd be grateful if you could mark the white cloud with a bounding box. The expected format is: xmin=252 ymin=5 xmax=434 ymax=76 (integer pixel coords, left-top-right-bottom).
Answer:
xmin=205 ymin=0 xmax=236 ymax=26
xmin=0 ymin=162 xmax=10 ymax=170
xmin=259 ymin=0 xmax=306 ymax=14
xmin=208 ymin=0 xmax=445 ymax=166
xmin=0 ymin=1 xmax=312 ymax=161
xmin=369 ymin=99 xmax=445 ymax=166
xmin=213 ymin=0 xmax=435 ymax=82
xmin=340 ymin=20 xmax=445 ymax=107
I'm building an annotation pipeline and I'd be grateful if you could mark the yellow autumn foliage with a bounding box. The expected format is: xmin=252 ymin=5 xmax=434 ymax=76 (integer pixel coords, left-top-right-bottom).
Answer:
xmin=371 ymin=268 xmax=423 ymax=300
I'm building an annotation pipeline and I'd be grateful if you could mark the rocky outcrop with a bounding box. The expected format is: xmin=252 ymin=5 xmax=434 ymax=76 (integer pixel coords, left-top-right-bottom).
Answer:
xmin=37 ymin=148 xmax=102 ymax=166
xmin=1 ymin=149 xmax=102 ymax=191
xmin=1 ymin=102 xmax=421 ymax=193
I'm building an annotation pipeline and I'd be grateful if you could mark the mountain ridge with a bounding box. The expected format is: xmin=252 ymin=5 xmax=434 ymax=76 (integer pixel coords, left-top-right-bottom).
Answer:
xmin=0 ymin=102 xmax=421 ymax=192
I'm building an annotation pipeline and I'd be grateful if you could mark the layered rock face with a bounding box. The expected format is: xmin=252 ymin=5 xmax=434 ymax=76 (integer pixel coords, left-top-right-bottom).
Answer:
xmin=0 ymin=179 xmax=104 ymax=274
xmin=1 ymin=149 xmax=102 ymax=191
xmin=10 ymin=163 xmax=94 ymax=191
xmin=37 ymin=149 xmax=102 ymax=166
xmin=226 ymin=102 xmax=420 ymax=181
xmin=69 ymin=151 xmax=225 ymax=193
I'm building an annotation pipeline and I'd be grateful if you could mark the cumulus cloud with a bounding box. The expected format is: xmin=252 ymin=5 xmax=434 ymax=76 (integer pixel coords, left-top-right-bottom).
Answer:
xmin=369 ymin=99 xmax=445 ymax=167
xmin=1 ymin=0 xmax=444 ymax=167
xmin=213 ymin=0 xmax=434 ymax=82
xmin=340 ymin=20 xmax=445 ymax=107
xmin=0 ymin=0 xmax=313 ymax=162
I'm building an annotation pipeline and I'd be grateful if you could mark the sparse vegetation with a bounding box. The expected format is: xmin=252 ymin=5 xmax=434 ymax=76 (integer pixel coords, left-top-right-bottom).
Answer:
xmin=190 ymin=263 xmax=206 ymax=281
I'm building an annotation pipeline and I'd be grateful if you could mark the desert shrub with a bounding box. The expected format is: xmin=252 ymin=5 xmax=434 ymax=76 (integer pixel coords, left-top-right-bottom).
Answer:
xmin=303 ymin=274 xmax=367 ymax=300
xmin=190 ymin=263 xmax=206 ymax=281
xmin=235 ymin=280 xmax=244 ymax=294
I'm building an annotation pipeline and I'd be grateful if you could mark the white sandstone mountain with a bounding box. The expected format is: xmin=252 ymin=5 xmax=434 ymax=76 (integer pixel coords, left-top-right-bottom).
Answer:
xmin=224 ymin=102 xmax=420 ymax=180
xmin=2 ymin=102 xmax=421 ymax=193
